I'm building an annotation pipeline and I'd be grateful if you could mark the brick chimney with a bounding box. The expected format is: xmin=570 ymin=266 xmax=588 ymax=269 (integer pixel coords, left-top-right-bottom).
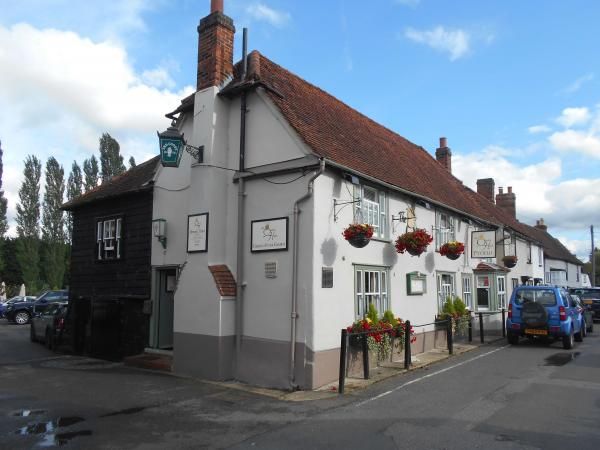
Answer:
xmin=476 ymin=178 xmax=495 ymax=203
xmin=435 ymin=137 xmax=452 ymax=173
xmin=196 ymin=0 xmax=235 ymax=91
xmin=534 ymin=218 xmax=548 ymax=231
xmin=496 ymin=186 xmax=516 ymax=218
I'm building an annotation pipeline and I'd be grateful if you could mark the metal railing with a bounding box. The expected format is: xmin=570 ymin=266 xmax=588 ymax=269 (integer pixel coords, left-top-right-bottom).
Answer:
xmin=338 ymin=309 xmax=506 ymax=394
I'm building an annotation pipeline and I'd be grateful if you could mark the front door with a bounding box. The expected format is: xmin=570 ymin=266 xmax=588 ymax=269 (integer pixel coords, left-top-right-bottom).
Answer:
xmin=157 ymin=269 xmax=176 ymax=349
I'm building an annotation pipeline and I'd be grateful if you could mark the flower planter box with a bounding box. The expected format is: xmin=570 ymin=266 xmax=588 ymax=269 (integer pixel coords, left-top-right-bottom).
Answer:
xmin=348 ymin=234 xmax=371 ymax=248
xmin=446 ymin=253 xmax=460 ymax=260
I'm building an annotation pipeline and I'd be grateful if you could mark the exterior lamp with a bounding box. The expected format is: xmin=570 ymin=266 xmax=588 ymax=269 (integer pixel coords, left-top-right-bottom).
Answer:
xmin=157 ymin=121 xmax=203 ymax=168
xmin=152 ymin=218 xmax=167 ymax=249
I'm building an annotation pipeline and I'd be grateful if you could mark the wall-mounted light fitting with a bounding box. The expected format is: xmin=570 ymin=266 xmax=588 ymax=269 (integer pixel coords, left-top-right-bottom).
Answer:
xmin=152 ymin=218 xmax=167 ymax=249
xmin=391 ymin=211 xmax=407 ymax=223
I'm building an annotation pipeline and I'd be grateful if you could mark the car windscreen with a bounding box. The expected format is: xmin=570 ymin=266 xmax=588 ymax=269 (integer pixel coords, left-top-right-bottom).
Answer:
xmin=514 ymin=289 xmax=557 ymax=306
xmin=571 ymin=290 xmax=600 ymax=300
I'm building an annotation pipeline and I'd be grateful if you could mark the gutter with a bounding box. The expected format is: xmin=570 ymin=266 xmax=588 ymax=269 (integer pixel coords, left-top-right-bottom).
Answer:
xmin=289 ymin=158 xmax=325 ymax=389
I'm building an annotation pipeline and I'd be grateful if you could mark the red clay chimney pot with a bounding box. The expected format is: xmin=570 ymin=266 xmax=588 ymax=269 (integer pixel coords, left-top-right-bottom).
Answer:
xmin=211 ymin=0 xmax=223 ymax=13
xmin=440 ymin=137 xmax=447 ymax=148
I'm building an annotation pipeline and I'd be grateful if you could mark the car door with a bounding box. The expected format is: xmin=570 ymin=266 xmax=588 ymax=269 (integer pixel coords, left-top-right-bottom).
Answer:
xmin=565 ymin=293 xmax=581 ymax=333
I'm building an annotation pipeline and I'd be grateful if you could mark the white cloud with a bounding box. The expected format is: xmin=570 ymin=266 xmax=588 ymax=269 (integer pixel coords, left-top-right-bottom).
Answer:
xmin=563 ymin=73 xmax=594 ymax=94
xmin=549 ymin=130 xmax=600 ymax=158
xmin=0 ymin=23 xmax=194 ymax=235
xmin=404 ymin=26 xmax=470 ymax=61
xmin=556 ymin=107 xmax=591 ymax=127
xmin=246 ymin=3 xmax=291 ymax=28
xmin=528 ymin=125 xmax=551 ymax=134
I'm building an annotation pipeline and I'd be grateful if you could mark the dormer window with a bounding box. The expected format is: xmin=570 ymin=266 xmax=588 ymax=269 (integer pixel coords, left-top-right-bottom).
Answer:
xmin=97 ymin=216 xmax=122 ymax=260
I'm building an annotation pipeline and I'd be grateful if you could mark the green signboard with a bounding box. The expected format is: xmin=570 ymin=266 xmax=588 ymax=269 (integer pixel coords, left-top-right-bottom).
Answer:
xmin=159 ymin=137 xmax=183 ymax=167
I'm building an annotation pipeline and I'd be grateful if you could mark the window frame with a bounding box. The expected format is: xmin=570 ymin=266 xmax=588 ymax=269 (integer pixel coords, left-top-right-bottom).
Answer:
xmin=437 ymin=271 xmax=456 ymax=312
xmin=354 ymin=185 xmax=387 ymax=239
xmin=462 ymin=274 xmax=473 ymax=310
xmin=96 ymin=215 xmax=123 ymax=261
xmin=435 ymin=211 xmax=455 ymax=250
xmin=354 ymin=265 xmax=390 ymax=319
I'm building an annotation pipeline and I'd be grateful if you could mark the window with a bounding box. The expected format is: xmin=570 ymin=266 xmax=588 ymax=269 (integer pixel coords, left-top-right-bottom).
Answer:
xmin=503 ymin=232 xmax=516 ymax=256
xmin=435 ymin=211 xmax=455 ymax=249
xmin=462 ymin=275 xmax=472 ymax=310
xmin=322 ymin=267 xmax=333 ymax=288
xmin=512 ymin=278 xmax=519 ymax=290
xmin=354 ymin=185 xmax=386 ymax=238
xmin=497 ymin=276 xmax=507 ymax=310
xmin=476 ymin=275 xmax=490 ymax=310
xmin=97 ymin=217 xmax=122 ymax=260
xmin=527 ymin=242 xmax=532 ymax=264
xmin=538 ymin=246 xmax=543 ymax=267
xmin=437 ymin=272 xmax=455 ymax=312
xmin=355 ymin=266 xmax=389 ymax=318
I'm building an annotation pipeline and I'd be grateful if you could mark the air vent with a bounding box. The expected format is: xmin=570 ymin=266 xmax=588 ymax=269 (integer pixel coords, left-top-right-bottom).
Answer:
xmin=322 ymin=267 xmax=333 ymax=288
xmin=265 ymin=261 xmax=277 ymax=278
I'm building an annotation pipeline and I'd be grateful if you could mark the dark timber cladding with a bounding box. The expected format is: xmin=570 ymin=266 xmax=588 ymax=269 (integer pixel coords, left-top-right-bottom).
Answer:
xmin=68 ymin=190 xmax=153 ymax=358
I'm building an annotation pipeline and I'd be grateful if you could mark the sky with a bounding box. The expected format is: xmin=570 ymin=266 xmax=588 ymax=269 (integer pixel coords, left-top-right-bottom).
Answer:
xmin=0 ymin=0 xmax=599 ymax=261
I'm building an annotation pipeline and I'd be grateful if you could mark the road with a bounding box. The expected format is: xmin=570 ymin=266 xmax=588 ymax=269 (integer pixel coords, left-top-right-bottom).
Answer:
xmin=1 ymin=319 xmax=599 ymax=449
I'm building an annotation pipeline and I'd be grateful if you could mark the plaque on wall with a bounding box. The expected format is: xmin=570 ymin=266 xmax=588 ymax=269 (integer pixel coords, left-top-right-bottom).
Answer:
xmin=471 ymin=230 xmax=496 ymax=258
xmin=251 ymin=217 xmax=288 ymax=252
xmin=187 ymin=213 xmax=208 ymax=253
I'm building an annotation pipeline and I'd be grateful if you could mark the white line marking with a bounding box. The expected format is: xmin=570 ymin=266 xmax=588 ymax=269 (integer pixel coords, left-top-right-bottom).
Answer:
xmin=355 ymin=345 xmax=509 ymax=407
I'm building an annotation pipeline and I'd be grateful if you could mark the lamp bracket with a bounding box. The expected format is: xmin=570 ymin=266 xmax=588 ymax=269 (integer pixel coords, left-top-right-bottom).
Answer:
xmin=333 ymin=198 xmax=360 ymax=222
xmin=185 ymin=144 xmax=204 ymax=163
xmin=391 ymin=212 xmax=407 ymax=223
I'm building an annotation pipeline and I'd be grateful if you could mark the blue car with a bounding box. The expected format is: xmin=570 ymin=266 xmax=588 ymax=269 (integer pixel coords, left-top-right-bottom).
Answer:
xmin=506 ymin=286 xmax=585 ymax=349
xmin=0 ymin=296 xmax=37 ymax=319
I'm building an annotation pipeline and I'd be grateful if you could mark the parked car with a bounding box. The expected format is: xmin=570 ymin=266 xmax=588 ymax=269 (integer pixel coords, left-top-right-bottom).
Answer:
xmin=30 ymin=302 xmax=68 ymax=350
xmin=4 ymin=290 xmax=68 ymax=325
xmin=571 ymin=294 xmax=594 ymax=333
xmin=506 ymin=286 xmax=585 ymax=349
xmin=568 ymin=287 xmax=600 ymax=322
xmin=0 ymin=296 xmax=36 ymax=318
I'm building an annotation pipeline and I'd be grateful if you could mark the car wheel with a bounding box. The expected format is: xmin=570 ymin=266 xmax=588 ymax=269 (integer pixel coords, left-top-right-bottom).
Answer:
xmin=575 ymin=322 xmax=584 ymax=342
xmin=45 ymin=328 xmax=54 ymax=350
xmin=507 ymin=333 xmax=519 ymax=345
xmin=30 ymin=324 xmax=37 ymax=342
xmin=563 ymin=327 xmax=574 ymax=349
xmin=14 ymin=311 xmax=30 ymax=325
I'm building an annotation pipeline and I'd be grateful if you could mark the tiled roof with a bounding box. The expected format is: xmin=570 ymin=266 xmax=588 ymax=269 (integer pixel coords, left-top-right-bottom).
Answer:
xmin=208 ymin=265 xmax=236 ymax=297
xmin=220 ymin=51 xmax=580 ymax=265
xmin=62 ymin=156 xmax=159 ymax=210
xmin=521 ymin=224 xmax=582 ymax=266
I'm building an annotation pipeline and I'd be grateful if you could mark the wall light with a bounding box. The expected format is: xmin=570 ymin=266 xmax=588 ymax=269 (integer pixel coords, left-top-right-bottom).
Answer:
xmin=152 ymin=218 xmax=167 ymax=249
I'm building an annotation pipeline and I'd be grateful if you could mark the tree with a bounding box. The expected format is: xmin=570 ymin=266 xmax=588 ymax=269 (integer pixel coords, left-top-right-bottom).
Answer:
xmin=42 ymin=157 xmax=66 ymax=289
xmin=83 ymin=155 xmax=99 ymax=192
xmin=0 ymin=140 xmax=8 ymax=273
xmin=15 ymin=155 xmax=42 ymax=294
xmin=128 ymin=156 xmax=136 ymax=169
xmin=66 ymin=161 xmax=83 ymax=241
xmin=99 ymin=133 xmax=125 ymax=182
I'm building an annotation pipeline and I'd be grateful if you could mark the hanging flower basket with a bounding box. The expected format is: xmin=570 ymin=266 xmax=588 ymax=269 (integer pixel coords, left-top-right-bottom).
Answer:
xmin=395 ymin=228 xmax=433 ymax=256
xmin=343 ymin=223 xmax=374 ymax=248
xmin=439 ymin=241 xmax=465 ymax=260
xmin=503 ymin=255 xmax=518 ymax=268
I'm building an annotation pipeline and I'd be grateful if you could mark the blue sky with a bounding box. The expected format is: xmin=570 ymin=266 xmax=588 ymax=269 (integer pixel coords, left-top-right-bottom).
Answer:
xmin=1 ymin=0 xmax=599 ymax=260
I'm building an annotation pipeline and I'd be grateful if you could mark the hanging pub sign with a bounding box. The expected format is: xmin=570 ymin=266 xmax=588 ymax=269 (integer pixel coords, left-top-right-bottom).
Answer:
xmin=158 ymin=124 xmax=184 ymax=168
xmin=251 ymin=217 xmax=288 ymax=252
xmin=471 ymin=230 xmax=496 ymax=258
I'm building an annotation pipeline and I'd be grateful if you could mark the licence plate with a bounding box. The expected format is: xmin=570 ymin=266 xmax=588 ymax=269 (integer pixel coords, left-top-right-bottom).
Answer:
xmin=583 ymin=299 xmax=593 ymax=305
xmin=525 ymin=328 xmax=548 ymax=336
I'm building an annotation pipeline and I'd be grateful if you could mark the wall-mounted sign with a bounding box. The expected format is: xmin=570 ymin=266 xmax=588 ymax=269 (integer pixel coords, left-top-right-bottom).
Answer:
xmin=406 ymin=271 xmax=427 ymax=295
xmin=471 ymin=230 xmax=496 ymax=258
xmin=187 ymin=213 xmax=208 ymax=253
xmin=251 ymin=217 xmax=288 ymax=252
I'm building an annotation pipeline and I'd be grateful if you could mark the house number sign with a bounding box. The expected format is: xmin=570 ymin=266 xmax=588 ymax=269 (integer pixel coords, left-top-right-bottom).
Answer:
xmin=251 ymin=217 xmax=288 ymax=252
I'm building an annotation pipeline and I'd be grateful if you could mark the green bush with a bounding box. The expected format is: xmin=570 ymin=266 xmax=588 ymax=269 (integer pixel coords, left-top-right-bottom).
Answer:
xmin=366 ymin=303 xmax=379 ymax=323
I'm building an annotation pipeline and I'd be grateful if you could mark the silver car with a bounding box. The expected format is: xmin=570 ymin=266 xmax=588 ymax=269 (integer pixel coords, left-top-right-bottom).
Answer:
xmin=30 ymin=302 xmax=68 ymax=350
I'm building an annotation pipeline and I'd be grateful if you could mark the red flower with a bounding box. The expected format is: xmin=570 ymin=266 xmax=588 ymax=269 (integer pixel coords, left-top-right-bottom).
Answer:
xmin=395 ymin=229 xmax=433 ymax=255
xmin=343 ymin=223 xmax=374 ymax=241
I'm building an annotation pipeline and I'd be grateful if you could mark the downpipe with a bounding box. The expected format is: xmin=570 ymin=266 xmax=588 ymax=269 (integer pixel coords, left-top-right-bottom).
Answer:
xmin=289 ymin=158 xmax=325 ymax=389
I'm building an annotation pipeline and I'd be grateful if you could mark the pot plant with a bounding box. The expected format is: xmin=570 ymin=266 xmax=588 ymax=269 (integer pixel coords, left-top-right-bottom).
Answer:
xmin=395 ymin=228 xmax=433 ymax=256
xmin=502 ymin=255 xmax=518 ymax=268
xmin=439 ymin=241 xmax=465 ymax=260
xmin=343 ymin=223 xmax=374 ymax=248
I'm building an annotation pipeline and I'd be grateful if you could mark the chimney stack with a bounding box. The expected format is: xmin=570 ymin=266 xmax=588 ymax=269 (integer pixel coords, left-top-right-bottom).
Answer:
xmin=476 ymin=178 xmax=495 ymax=203
xmin=496 ymin=186 xmax=516 ymax=218
xmin=534 ymin=218 xmax=548 ymax=231
xmin=197 ymin=0 xmax=235 ymax=91
xmin=435 ymin=137 xmax=452 ymax=173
